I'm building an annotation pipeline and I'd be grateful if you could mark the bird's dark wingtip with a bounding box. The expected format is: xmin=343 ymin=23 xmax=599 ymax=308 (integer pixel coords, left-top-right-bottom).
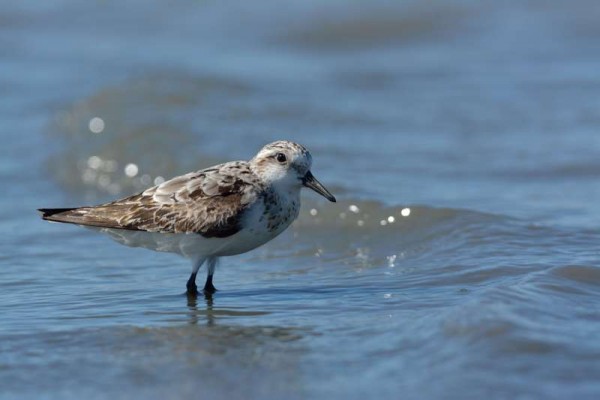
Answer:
xmin=38 ymin=208 xmax=76 ymax=219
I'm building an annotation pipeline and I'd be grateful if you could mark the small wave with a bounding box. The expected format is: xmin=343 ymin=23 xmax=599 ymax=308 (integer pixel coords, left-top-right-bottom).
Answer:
xmin=549 ymin=265 xmax=600 ymax=287
xmin=295 ymin=198 xmax=504 ymax=233
xmin=283 ymin=2 xmax=468 ymax=50
xmin=45 ymin=74 xmax=248 ymax=201
xmin=271 ymin=198 xmax=511 ymax=269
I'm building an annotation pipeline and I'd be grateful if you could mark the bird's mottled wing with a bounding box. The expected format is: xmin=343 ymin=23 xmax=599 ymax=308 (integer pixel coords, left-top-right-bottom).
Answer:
xmin=40 ymin=161 xmax=260 ymax=237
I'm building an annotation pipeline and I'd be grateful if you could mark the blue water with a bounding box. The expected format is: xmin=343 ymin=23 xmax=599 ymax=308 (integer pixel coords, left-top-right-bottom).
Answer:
xmin=1 ymin=1 xmax=600 ymax=399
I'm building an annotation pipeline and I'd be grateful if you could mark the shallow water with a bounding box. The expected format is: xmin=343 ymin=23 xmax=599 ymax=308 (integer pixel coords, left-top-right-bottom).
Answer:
xmin=2 ymin=0 xmax=600 ymax=399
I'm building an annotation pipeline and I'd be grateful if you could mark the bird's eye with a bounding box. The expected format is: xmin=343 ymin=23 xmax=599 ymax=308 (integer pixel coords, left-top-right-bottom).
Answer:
xmin=276 ymin=153 xmax=287 ymax=163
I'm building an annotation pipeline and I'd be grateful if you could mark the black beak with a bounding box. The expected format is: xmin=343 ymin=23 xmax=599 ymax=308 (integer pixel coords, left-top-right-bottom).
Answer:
xmin=302 ymin=171 xmax=336 ymax=202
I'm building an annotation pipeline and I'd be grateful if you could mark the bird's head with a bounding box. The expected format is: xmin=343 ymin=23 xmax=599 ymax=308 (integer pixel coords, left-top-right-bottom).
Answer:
xmin=250 ymin=140 xmax=336 ymax=202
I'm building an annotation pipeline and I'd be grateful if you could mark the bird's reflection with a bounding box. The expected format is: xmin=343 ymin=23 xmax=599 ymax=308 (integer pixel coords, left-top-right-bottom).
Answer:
xmin=183 ymin=289 xmax=275 ymax=327
xmin=186 ymin=292 xmax=215 ymax=326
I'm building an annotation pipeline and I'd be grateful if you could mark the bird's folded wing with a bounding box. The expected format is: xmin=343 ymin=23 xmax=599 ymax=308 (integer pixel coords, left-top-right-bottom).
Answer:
xmin=39 ymin=162 xmax=259 ymax=238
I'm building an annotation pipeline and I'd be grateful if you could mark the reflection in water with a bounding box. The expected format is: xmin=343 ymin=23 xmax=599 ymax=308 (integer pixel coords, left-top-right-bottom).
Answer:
xmin=183 ymin=291 xmax=273 ymax=327
xmin=186 ymin=292 xmax=215 ymax=326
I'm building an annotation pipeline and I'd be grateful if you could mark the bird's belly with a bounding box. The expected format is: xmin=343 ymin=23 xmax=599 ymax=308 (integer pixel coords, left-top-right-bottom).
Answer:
xmin=92 ymin=215 xmax=290 ymax=259
xmin=90 ymin=200 xmax=298 ymax=259
xmin=211 ymin=227 xmax=280 ymax=256
xmin=212 ymin=201 xmax=297 ymax=256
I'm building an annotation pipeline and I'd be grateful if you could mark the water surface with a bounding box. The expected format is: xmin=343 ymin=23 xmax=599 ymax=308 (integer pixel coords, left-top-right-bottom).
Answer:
xmin=1 ymin=1 xmax=600 ymax=399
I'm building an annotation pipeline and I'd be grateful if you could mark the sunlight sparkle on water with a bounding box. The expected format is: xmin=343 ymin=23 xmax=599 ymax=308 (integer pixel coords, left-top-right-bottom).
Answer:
xmin=88 ymin=117 xmax=105 ymax=134
xmin=140 ymin=174 xmax=152 ymax=186
xmin=82 ymin=169 xmax=96 ymax=184
xmin=387 ymin=254 xmax=397 ymax=267
xmin=87 ymin=156 xmax=102 ymax=169
xmin=124 ymin=163 xmax=139 ymax=177
xmin=98 ymin=174 xmax=111 ymax=187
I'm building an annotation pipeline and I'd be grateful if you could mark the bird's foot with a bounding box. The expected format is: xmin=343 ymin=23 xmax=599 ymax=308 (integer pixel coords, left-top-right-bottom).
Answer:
xmin=186 ymin=283 xmax=198 ymax=297
xmin=203 ymin=274 xmax=217 ymax=295
xmin=186 ymin=272 xmax=198 ymax=296
xmin=203 ymin=284 xmax=217 ymax=295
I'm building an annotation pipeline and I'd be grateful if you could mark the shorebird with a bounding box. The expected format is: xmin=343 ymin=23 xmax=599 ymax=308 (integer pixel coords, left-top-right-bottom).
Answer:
xmin=39 ymin=141 xmax=336 ymax=296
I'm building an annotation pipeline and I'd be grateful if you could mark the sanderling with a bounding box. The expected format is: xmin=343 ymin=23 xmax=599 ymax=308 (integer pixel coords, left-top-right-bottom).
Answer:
xmin=39 ymin=141 xmax=336 ymax=296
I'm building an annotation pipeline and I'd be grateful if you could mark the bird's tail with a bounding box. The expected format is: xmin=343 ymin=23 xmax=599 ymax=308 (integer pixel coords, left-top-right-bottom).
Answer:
xmin=38 ymin=208 xmax=78 ymax=220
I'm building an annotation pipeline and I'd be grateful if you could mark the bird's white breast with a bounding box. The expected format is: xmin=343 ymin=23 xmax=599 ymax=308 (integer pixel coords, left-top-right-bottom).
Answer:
xmin=95 ymin=189 xmax=301 ymax=260
xmin=214 ymin=190 xmax=300 ymax=256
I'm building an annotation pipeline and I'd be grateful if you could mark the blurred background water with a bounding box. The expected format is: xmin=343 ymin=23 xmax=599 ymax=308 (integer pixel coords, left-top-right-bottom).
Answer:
xmin=1 ymin=0 xmax=600 ymax=398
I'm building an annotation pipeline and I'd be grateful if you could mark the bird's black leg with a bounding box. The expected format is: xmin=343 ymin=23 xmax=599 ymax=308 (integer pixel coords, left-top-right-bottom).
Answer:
xmin=203 ymin=274 xmax=217 ymax=294
xmin=203 ymin=257 xmax=218 ymax=295
xmin=186 ymin=272 xmax=198 ymax=295
xmin=204 ymin=257 xmax=217 ymax=298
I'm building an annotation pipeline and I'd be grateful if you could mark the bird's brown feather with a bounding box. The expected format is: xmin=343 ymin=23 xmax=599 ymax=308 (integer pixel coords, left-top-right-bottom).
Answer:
xmin=39 ymin=162 xmax=262 ymax=238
